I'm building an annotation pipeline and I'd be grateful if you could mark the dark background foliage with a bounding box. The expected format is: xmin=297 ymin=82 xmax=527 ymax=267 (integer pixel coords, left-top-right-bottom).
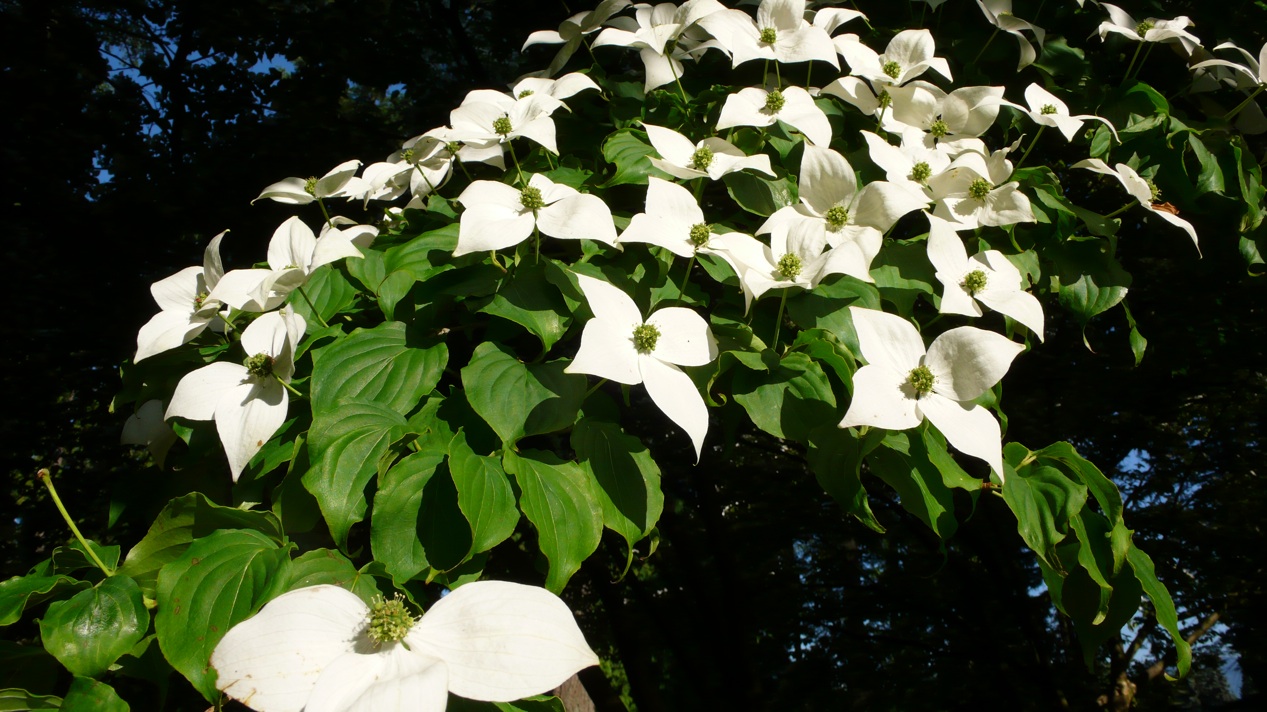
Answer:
xmin=1 ymin=0 xmax=1264 ymax=709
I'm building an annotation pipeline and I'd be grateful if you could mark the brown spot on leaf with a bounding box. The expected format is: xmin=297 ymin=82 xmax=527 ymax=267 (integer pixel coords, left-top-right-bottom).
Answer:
xmin=1152 ymin=201 xmax=1180 ymax=215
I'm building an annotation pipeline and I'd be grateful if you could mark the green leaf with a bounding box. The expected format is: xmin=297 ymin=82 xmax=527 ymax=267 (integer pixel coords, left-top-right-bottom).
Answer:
xmin=871 ymin=240 xmax=937 ymax=315
xmin=920 ymin=426 xmax=983 ymax=493
xmin=448 ymin=430 xmax=519 ymax=554
xmin=867 ymin=432 xmax=959 ymax=540
xmin=49 ymin=541 xmax=120 ymax=577
xmin=478 ymin=263 xmax=573 ymax=353
xmin=1029 ymin=441 xmax=1123 ymax=527
xmin=60 ymin=678 xmax=127 ymax=712
xmin=116 ymin=493 xmax=282 ymax=597
xmin=303 ymin=400 xmax=407 ymax=550
xmin=599 ymin=129 xmax=670 ymax=187
xmin=155 ymin=529 xmax=290 ymax=702
xmin=1128 ymin=546 xmax=1192 ymax=678
xmin=787 ymin=275 xmax=881 ymax=352
xmin=807 ymin=425 xmax=884 ymax=532
xmin=310 ymin=321 xmax=448 ymax=417
xmin=1002 ymin=458 xmax=1088 ymax=570
xmin=0 ymin=575 xmax=88 ymax=627
xmin=732 ymin=352 xmax=837 ymax=443
xmin=461 ymin=343 xmax=586 ymax=446
xmin=290 ymin=265 xmax=357 ymax=325
xmin=370 ymin=447 xmax=448 ymax=585
xmin=571 ymin=419 xmax=665 ymax=551
xmin=286 ymin=549 xmax=379 ymax=601
xmin=377 ymin=225 xmax=460 ymax=319
xmin=503 ymin=450 xmax=603 ymax=593
xmin=38 ymin=576 xmax=147 ymax=678
xmin=1050 ymin=237 xmax=1132 ymax=325
xmin=722 ymin=170 xmax=797 ymax=217
xmin=1187 ymin=133 xmax=1225 ymax=195
xmin=0 ymin=688 xmax=62 ymax=711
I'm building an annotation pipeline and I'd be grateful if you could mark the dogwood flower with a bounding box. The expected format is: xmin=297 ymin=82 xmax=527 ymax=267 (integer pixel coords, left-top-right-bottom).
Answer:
xmin=121 ymin=399 xmax=178 ymax=468
xmin=720 ymin=220 xmax=875 ymax=310
xmin=835 ymin=29 xmax=952 ymax=86
xmin=454 ymin=174 xmax=618 ymax=256
xmin=695 ymin=0 xmax=838 ymax=69
xmin=839 ymin=306 xmax=1024 ymax=478
xmin=210 ymin=217 xmax=373 ymax=312
xmin=135 ymin=232 xmax=226 ymax=362
xmin=165 ymin=307 xmax=306 ymax=480
xmin=759 ymin=144 xmax=927 ymax=252
xmin=925 ymin=214 xmax=1044 ymax=341
xmin=1001 ymin=83 xmax=1120 ymax=142
xmin=859 ymin=130 xmax=951 ymax=201
xmin=522 ymin=0 xmax=633 ymax=77
xmin=211 ymin=581 xmax=599 ymax=712
xmin=565 ymin=273 xmax=718 ymax=459
xmin=976 ymin=0 xmax=1046 ymax=70
xmin=884 ymin=83 xmax=1005 ymax=152
xmin=930 ymin=145 xmax=1035 ymax=231
xmin=617 ymin=176 xmax=754 ymax=270
xmin=253 ymin=160 xmax=369 ymax=205
xmin=1072 ymin=158 xmax=1200 ymax=253
xmin=716 ymin=85 xmax=831 ymax=145
xmin=643 ymin=123 xmax=774 ymax=180
xmin=592 ymin=0 xmax=726 ymax=91
xmin=440 ymin=90 xmax=564 ymax=155
xmin=1190 ymin=41 xmax=1267 ymax=87
xmin=1096 ymin=3 xmax=1200 ymax=56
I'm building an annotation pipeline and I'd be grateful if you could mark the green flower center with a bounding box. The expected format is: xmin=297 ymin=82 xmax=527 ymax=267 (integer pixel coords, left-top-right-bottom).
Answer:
xmin=882 ymin=61 xmax=902 ymax=79
xmin=825 ymin=204 xmax=850 ymax=231
xmin=929 ymin=119 xmax=949 ymax=138
xmin=968 ymin=178 xmax=992 ymax=200
xmin=764 ymin=90 xmax=786 ymax=114
xmin=520 ymin=185 xmax=545 ymax=211
xmin=777 ymin=253 xmax=803 ymax=280
xmin=907 ymin=365 xmax=935 ymax=397
xmin=367 ymin=594 xmax=416 ymax=645
xmin=1040 ymin=104 xmax=1058 ymax=115
xmin=303 ymin=177 xmax=318 ymax=196
xmin=1146 ymin=179 xmax=1162 ymax=202
xmin=961 ymin=269 xmax=988 ymax=296
xmin=1136 ymin=20 xmax=1154 ymax=36
xmin=245 ymin=353 xmax=274 ymax=379
xmin=633 ymin=323 xmax=660 ymax=354
xmin=759 ymin=27 xmax=778 ymax=44
xmin=877 ymin=90 xmax=893 ymax=109
xmin=909 ymin=161 xmax=932 ymax=183
xmin=517 ymin=89 xmax=534 ymax=98
xmin=193 ymin=291 xmax=208 ymax=310
xmin=690 ymin=146 xmax=714 ymax=171
xmin=689 ymin=222 xmax=711 ymax=248
xmin=400 ymin=148 xmax=415 ymax=162
xmin=446 ymin=141 xmax=462 ymax=155
xmin=493 ymin=116 xmax=514 ymax=136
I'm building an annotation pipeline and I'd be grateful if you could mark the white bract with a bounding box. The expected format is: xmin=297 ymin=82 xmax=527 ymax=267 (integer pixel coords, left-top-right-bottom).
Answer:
xmin=1191 ymin=41 xmax=1267 ymax=87
xmin=715 ymin=85 xmax=831 ymax=145
xmin=839 ymin=306 xmax=1024 ymax=478
xmin=925 ymin=214 xmax=1045 ymax=341
xmin=1072 ymin=158 xmax=1200 ymax=253
xmin=165 ymin=307 xmax=306 ymax=480
xmin=134 ymin=232 xmax=226 ymax=362
xmin=565 ymin=273 xmax=718 ymax=459
xmin=120 ymin=399 xmax=178 ymax=469
xmin=835 ymin=29 xmax=951 ymax=86
xmin=885 ymin=83 xmax=1005 ymax=152
xmin=211 ymin=581 xmax=599 ymax=712
xmin=1096 ymin=3 xmax=1200 ymax=55
xmin=643 ymin=122 xmax=774 ymax=180
xmin=929 ymin=145 xmax=1035 ymax=231
xmin=976 ymin=0 xmax=1046 ymax=70
xmin=254 ymin=160 xmax=369 ymax=205
xmin=859 ymin=130 xmax=950 ymax=201
xmin=454 ymin=173 xmax=618 ymax=256
xmin=720 ymin=219 xmax=874 ymax=310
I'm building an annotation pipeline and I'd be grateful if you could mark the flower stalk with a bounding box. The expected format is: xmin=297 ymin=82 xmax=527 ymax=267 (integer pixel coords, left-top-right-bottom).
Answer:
xmin=37 ymin=469 xmax=114 ymax=576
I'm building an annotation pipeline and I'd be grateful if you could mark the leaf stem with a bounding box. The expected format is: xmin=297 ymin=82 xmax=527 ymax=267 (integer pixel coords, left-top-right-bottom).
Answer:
xmin=276 ymin=375 xmax=304 ymax=398
xmin=1224 ymin=85 xmax=1265 ymax=122
xmin=296 ymin=286 xmax=330 ymax=328
xmin=1104 ymin=201 xmax=1137 ymax=219
xmin=772 ymin=289 xmax=789 ymax=348
xmin=1011 ymin=125 xmax=1046 ymax=174
xmin=37 ymin=469 xmax=114 ymax=576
